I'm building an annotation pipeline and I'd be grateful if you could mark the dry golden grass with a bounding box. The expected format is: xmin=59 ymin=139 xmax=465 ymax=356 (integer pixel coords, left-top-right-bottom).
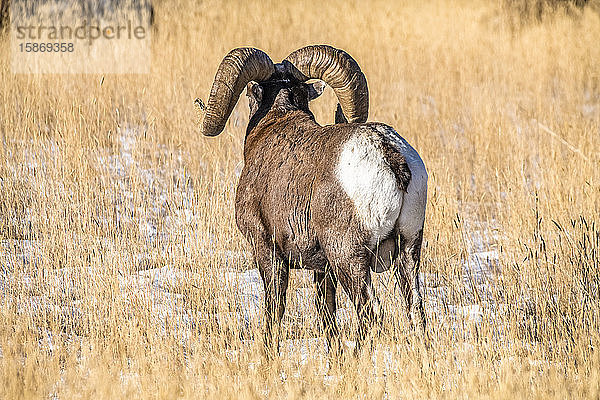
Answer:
xmin=1 ymin=0 xmax=600 ymax=398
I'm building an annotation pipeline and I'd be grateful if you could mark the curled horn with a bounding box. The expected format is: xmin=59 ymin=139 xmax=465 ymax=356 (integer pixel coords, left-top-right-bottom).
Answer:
xmin=284 ymin=45 xmax=368 ymax=123
xmin=199 ymin=48 xmax=275 ymax=137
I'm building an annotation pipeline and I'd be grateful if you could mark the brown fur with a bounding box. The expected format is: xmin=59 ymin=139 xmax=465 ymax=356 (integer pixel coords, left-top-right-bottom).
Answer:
xmin=235 ymin=78 xmax=421 ymax=355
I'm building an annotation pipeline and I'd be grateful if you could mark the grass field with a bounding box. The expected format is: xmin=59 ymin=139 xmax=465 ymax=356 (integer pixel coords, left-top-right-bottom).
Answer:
xmin=1 ymin=0 xmax=600 ymax=398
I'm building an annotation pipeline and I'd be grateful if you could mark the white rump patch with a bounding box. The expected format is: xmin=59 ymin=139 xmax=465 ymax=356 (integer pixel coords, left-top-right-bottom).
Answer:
xmin=373 ymin=125 xmax=428 ymax=240
xmin=336 ymin=129 xmax=404 ymax=245
xmin=336 ymin=125 xmax=428 ymax=246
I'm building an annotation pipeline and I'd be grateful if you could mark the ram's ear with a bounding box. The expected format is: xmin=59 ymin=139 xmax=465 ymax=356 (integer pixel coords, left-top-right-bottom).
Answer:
xmin=334 ymin=103 xmax=348 ymax=124
xmin=246 ymin=81 xmax=263 ymax=102
xmin=306 ymin=81 xmax=326 ymax=100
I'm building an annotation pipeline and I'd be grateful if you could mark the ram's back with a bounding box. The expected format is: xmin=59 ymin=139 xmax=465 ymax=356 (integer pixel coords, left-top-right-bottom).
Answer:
xmin=236 ymin=113 xmax=424 ymax=269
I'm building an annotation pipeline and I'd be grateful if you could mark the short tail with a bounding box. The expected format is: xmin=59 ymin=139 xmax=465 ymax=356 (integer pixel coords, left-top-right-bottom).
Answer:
xmin=381 ymin=140 xmax=411 ymax=193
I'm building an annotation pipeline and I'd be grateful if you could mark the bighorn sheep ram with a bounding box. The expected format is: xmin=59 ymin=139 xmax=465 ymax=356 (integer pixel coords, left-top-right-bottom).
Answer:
xmin=197 ymin=45 xmax=427 ymax=353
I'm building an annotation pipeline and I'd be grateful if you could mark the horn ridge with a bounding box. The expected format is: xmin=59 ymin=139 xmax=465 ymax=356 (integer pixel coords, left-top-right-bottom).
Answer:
xmin=200 ymin=47 xmax=275 ymax=137
xmin=285 ymin=45 xmax=368 ymax=123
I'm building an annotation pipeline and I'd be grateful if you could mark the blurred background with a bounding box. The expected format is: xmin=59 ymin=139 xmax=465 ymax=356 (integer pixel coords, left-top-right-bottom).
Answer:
xmin=1 ymin=0 xmax=599 ymax=398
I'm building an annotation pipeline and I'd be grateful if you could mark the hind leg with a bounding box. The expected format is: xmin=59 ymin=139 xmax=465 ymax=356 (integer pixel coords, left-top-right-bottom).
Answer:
xmin=396 ymin=230 xmax=426 ymax=332
xmin=251 ymin=233 xmax=290 ymax=358
xmin=314 ymin=269 xmax=340 ymax=353
xmin=393 ymin=256 xmax=413 ymax=325
xmin=235 ymin=197 xmax=290 ymax=357
xmin=376 ymin=232 xmax=414 ymax=329
xmin=331 ymin=250 xmax=382 ymax=351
